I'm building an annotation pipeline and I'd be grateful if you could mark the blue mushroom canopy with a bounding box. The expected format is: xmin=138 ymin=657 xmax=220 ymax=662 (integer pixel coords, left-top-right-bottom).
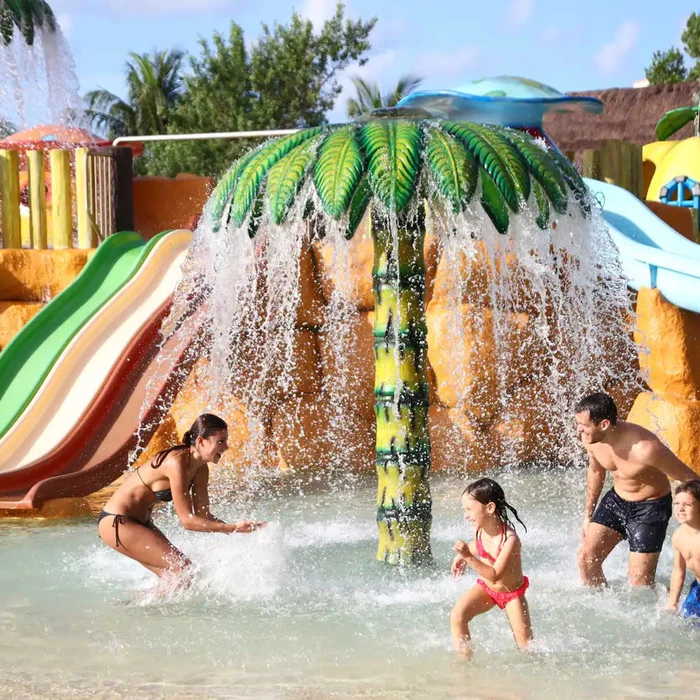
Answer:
xmin=397 ymin=75 xmax=603 ymax=130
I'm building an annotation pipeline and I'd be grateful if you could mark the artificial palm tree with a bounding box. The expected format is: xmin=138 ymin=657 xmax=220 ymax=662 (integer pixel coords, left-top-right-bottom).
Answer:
xmin=85 ymin=49 xmax=185 ymax=138
xmin=209 ymin=112 xmax=588 ymax=565
xmin=0 ymin=0 xmax=55 ymax=45
xmin=347 ymin=75 xmax=422 ymax=119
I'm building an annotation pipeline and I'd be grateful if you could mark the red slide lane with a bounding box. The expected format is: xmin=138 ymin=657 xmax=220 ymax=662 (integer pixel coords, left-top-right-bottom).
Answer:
xmin=0 ymin=300 xmax=201 ymax=509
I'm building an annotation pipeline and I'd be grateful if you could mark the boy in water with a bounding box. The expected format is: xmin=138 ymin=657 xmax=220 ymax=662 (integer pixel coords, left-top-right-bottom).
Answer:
xmin=666 ymin=480 xmax=700 ymax=619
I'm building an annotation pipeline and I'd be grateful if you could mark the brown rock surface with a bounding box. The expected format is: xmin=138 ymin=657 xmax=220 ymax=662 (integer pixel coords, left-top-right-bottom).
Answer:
xmin=271 ymin=393 xmax=375 ymax=472
xmin=635 ymin=288 xmax=700 ymax=400
xmin=0 ymin=249 xmax=91 ymax=301
xmin=627 ymin=391 xmax=700 ymax=474
xmin=313 ymin=215 xmax=439 ymax=311
xmin=0 ymin=301 xmax=44 ymax=349
xmin=316 ymin=310 xmax=375 ymax=422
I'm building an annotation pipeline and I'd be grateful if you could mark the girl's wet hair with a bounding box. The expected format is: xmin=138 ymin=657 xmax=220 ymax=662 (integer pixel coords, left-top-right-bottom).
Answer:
xmin=152 ymin=413 xmax=228 ymax=468
xmin=676 ymin=479 xmax=700 ymax=503
xmin=462 ymin=477 xmax=527 ymax=532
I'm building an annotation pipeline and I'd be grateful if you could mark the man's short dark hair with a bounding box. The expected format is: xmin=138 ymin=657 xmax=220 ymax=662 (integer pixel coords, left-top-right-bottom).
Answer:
xmin=575 ymin=392 xmax=617 ymax=425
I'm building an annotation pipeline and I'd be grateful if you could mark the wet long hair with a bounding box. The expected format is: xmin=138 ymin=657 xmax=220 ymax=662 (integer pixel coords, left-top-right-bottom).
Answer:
xmin=152 ymin=413 xmax=228 ymax=468
xmin=462 ymin=478 xmax=527 ymax=532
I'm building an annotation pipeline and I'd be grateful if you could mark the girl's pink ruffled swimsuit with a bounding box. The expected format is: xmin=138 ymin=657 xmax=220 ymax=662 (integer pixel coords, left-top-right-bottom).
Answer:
xmin=475 ymin=523 xmax=529 ymax=609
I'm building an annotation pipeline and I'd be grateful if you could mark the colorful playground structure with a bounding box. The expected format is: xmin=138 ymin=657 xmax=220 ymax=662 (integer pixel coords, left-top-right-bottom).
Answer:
xmin=1 ymin=79 xmax=700 ymax=516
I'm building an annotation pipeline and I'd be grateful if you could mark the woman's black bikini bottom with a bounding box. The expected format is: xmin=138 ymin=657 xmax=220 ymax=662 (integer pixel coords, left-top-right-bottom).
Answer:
xmin=98 ymin=509 xmax=160 ymax=548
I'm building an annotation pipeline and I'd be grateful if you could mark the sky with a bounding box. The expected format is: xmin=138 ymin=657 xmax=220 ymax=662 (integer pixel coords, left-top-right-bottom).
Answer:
xmin=48 ymin=0 xmax=699 ymax=124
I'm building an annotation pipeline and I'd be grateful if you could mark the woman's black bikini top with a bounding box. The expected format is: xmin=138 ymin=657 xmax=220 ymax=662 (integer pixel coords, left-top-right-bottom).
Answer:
xmin=136 ymin=450 xmax=195 ymax=503
xmin=136 ymin=466 xmax=173 ymax=501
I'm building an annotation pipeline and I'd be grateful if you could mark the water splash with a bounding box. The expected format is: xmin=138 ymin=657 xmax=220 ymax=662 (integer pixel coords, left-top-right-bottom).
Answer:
xmin=0 ymin=25 xmax=85 ymax=129
xmin=137 ymin=136 xmax=640 ymax=479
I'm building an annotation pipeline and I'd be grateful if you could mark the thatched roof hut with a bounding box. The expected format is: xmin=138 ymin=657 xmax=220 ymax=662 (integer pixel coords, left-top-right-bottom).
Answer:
xmin=543 ymin=81 xmax=699 ymax=152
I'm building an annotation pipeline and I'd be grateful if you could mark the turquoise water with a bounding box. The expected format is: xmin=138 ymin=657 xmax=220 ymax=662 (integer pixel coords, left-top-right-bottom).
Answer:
xmin=1 ymin=468 xmax=698 ymax=699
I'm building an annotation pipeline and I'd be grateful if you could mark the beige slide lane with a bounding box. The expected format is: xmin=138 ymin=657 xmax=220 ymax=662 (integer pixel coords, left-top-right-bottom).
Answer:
xmin=0 ymin=230 xmax=192 ymax=474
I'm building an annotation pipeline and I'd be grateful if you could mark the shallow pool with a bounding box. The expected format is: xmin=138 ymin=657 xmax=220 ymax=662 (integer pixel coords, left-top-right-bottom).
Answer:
xmin=1 ymin=468 xmax=698 ymax=699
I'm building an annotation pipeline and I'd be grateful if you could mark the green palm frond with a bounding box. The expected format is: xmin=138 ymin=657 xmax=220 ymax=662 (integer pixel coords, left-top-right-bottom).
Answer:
xmin=469 ymin=123 xmax=531 ymax=203
xmin=425 ymin=128 xmax=478 ymax=213
xmin=480 ymin=171 xmax=510 ymax=234
xmin=210 ymin=149 xmax=258 ymax=231
xmin=247 ymin=196 xmax=264 ymax=239
xmin=230 ymin=127 xmax=324 ymax=227
xmin=532 ymin=181 xmax=550 ymax=230
xmin=383 ymin=75 xmax=423 ymax=110
xmin=212 ymin=119 xmax=586 ymax=237
xmin=346 ymin=175 xmax=372 ymax=239
xmin=347 ymin=77 xmax=382 ymax=119
xmin=442 ymin=122 xmax=520 ymax=213
xmin=497 ymin=128 xmax=569 ymax=215
xmin=347 ymin=75 xmax=423 ymax=119
xmin=84 ymin=88 xmax=137 ymax=138
xmin=359 ymin=120 xmax=422 ymax=212
xmin=267 ymin=135 xmax=322 ymax=225
xmin=0 ymin=0 xmax=56 ymax=46
xmin=549 ymin=149 xmax=589 ymax=212
xmin=85 ymin=47 xmax=184 ymax=139
xmin=314 ymin=126 xmax=364 ymax=218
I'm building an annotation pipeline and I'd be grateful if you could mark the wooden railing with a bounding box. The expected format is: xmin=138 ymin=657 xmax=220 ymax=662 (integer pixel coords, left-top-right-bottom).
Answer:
xmin=0 ymin=146 xmax=133 ymax=249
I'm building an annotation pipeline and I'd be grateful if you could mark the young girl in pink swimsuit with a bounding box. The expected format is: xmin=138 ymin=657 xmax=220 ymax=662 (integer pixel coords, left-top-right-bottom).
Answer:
xmin=450 ymin=477 xmax=532 ymax=657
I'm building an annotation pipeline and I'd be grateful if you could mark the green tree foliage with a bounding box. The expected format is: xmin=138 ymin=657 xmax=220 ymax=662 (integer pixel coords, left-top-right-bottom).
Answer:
xmin=645 ymin=48 xmax=688 ymax=84
xmin=0 ymin=0 xmax=56 ymax=45
xmin=646 ymin=12 xmax=700 ymax=83
xmin=85 ymin=49 xmax=185 ymax=138
xmin=682 ymin=12 xmax=700 ymax=77
xmin=0 ymin=118 xmax=16 ymax=138
xmin=346 ymin=75 xmax=422 ymax=118
xmin=143 ymin=3 xmax=376 ymax=177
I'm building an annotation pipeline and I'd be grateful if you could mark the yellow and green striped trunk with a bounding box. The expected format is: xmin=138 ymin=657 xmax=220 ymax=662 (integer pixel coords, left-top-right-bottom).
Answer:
xmin=373 ymin=217 xmax=432 ymax=565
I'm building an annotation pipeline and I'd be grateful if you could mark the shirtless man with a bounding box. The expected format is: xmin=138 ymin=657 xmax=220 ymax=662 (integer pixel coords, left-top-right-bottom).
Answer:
xmin=574 ymin=392 xmax=699 ymax=587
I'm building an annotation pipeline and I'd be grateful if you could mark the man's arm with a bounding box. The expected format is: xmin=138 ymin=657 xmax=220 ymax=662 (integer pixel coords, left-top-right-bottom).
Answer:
xmin=581 ymin=452 xmax=606 ymax=541
xmin=641 ymin=440 xmax=698 ymax=483
xmin=585 ymin=452 xmax=607 ymax=519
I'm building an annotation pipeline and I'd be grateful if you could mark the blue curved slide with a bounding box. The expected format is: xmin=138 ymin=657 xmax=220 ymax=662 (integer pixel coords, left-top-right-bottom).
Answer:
xmin=584 ymin=178 xmax=700 ymax=313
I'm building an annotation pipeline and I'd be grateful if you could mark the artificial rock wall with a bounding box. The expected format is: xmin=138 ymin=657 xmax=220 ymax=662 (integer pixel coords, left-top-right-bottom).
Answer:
xmin=140 ymin=220 xmax=637 ymax=475
xmin=0 ymin=249 xmax=91 ymax=350
xmin=628 ymin=288 xmax=700 ymax=472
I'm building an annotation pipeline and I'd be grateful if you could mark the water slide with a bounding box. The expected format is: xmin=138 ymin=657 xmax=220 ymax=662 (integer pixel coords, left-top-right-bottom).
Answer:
xmin=0 ymin=229 xmax=199 ymax=510
xmin=585 ymin=178 xmax=700 ymax=314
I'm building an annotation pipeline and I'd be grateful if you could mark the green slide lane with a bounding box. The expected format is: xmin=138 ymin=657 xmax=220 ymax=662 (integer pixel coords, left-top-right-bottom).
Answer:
xmin=0 ymin=230 xmax=170 ymax=441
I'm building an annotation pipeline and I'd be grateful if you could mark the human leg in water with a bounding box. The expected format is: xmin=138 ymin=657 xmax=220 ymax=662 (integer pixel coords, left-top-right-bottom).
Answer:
xmin=98 ymin=513 xmax=192 ymax=578
xmin=450 ymin=584 xmax=496 ymax=658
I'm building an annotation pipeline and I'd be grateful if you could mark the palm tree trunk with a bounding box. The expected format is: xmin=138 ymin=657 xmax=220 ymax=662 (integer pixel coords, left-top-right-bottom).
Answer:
xmin=373 ymin=212 xmax=432 ymax=565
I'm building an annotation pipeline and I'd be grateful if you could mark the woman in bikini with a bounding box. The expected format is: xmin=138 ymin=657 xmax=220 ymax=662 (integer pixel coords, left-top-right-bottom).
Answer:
xmin=98 ymin=413 xmax=266 ymax=579
xmin=450 ymin=477 xmax=532 ymax=657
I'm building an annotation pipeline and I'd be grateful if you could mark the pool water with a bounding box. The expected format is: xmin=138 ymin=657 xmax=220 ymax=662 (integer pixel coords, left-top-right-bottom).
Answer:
xmin=1 ymin=468 xmax=698 ymax=699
